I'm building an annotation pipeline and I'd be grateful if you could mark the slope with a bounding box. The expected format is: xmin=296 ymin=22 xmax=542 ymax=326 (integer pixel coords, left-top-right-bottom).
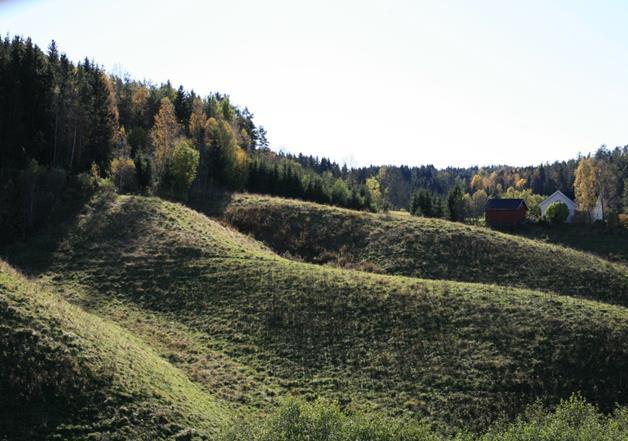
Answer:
xmin=5 ymin=191 xmax=628 ymax=433
xmin=222 ymin=194 xmax=628 ymax=306
xmin=0 ymin=260 xmax=229 ymax=441
xmin=512 ymin=223 xmax=628 ymax=265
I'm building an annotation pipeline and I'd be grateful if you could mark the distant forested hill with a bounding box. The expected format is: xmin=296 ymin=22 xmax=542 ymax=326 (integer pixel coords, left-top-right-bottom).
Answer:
xmin=1 ymin=35 xmax=627 ymax=245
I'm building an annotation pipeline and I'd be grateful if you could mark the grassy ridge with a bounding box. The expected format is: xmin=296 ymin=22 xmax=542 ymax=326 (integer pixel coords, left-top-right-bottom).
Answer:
xmin=6 ymin=192 xmax=628 ymax=433
xmin=512 ymin=223 xmax=628 ymax=265
xmin=222 ymin=194 xmax=628 ymax=306
xmin=0 ymin=260 xmax=229 ymax=440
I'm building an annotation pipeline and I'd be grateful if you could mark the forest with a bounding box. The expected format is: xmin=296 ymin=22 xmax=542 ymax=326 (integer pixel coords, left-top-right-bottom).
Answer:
xmin=1 ymin=36 xmax=628 ymax=244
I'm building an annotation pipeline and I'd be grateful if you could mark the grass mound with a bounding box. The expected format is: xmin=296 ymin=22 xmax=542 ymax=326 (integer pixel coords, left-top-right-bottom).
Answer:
xmin=222 ymin=194 xmax=628 ymax=306
xmin=5 ymin=192 xmax=628 ymax=433
xmin=0 ymin=260 xmax=228 ymax=441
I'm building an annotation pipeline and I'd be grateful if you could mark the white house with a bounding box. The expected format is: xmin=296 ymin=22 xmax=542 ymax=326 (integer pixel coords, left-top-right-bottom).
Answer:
xmin=538 ymin=190 xmax=577 ymax=223
xmin=539 ymin=190 xmax=604 ymax=223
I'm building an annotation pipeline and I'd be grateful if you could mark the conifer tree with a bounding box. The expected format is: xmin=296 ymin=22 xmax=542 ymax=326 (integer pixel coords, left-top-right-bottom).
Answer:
xmin=447 ymin=185 xmax=465 ymax=222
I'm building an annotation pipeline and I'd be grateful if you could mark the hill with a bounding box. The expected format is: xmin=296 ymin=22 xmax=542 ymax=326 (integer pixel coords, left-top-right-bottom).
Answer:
xmin=0 ymin=260 xmax=229 ymax=440
xmin=5 ymin=190 xmax=628 ymax=433
xmin=221 ymin=194 xmax=628 ymax=306
xmin=511 ymin=223 xmax=628 ymax=265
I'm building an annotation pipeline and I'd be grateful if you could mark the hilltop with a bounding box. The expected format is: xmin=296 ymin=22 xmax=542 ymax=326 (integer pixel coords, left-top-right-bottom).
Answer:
xmin=5 ymin=190 xmax=628 ymax=433
xmin=221 ymin=193 xmax=628 ymax=306
xmin=0 ymin=260 xmax=229 ymax=440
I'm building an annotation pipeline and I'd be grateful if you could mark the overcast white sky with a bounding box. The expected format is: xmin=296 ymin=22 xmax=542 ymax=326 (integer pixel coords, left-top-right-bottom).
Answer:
xmin=2 ymin=0 xmax=628 ymax=168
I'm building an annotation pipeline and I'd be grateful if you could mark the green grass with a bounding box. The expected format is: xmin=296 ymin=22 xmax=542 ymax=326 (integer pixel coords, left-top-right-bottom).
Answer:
xmin=5 ymin=191 xmax=628 ymax=434
xmin=221 ymin=193 xmax=628 ymax=306
xmin=510 ymin=222 xmax=628 ymax=265
xmin=0 ymin=259 xmax=229 ymax=440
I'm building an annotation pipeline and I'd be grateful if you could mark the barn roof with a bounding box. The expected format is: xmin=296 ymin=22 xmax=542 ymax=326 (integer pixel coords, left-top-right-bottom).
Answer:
xmin=485 ymin=198 xmax=527 ymax=210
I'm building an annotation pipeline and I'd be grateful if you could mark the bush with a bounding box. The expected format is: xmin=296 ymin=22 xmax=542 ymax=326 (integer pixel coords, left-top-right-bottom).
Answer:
xmin=170 ymin=139 xmax=200 ymax=199
xmin=222 ymin=398 xmax=439 ymax=441
xmin=573 ymin=210 xmax=589 ymax=224
xmin=545 ymin=202 xmax=569 ymax=225
xmin=605 ymin=209 xmax=620 ymax=228
xmin=331 ymin=180 xmax=350 ymax=206
xmin=110 ymin=157 xmax=137 ymax=193
xmin=479 ymin=394 xmax=628 ymax=441
xmin=221 ymin=395 xmax=628 ymax=441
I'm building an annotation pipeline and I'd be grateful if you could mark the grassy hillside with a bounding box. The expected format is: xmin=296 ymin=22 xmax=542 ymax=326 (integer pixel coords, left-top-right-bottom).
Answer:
xmin=0 ymin=260 xmax=229 ymax=440
xmin=5 ymin=191 xmax=628 ymax=433
xmin=511 ymin=223 xmax=628 ymax=265
xmin=221 ymin=194 xmax=628 ymax=306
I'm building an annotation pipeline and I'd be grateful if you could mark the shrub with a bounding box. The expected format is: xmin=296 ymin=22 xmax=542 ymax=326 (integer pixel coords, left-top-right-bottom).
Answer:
xmin=573 ymin=210 xmax=589 ymax=224
xmin=331 ymin=180 xmax=350 ymax=206
xmin=110 ymin=157 xmax=137 ymax=193
xmin=221 ymin=395 xmax=628 ymax=441
xmin=605 ymin=209 xmax=620 ymax=228
xmin=221 ymin=398 xmax=439 ymax=441
xmin=545 ymin=202 xmax=569 ymax=225
xmin=479 ymin=394 xmax=628 ymax=441
xmin=170 ymin=139 xmax=200 ymax=199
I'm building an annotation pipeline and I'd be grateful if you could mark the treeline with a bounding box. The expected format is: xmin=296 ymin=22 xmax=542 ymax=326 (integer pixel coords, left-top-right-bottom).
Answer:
xmin=279 ymin=145 xmax=628 ymax=218
xmin=349 ymin=148 xmax=627 ymax=215
xmin=249 ymin=153 xmax=373 ymax=210
xmin=2 ymin=35 xmax=627 ymax=242
xmin=0 ymin=36 xmax=373 ymax=244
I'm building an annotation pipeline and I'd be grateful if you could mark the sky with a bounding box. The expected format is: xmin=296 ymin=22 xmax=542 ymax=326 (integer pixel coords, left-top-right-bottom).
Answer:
xmin=1 ymin=0 xmax=628 ymax=168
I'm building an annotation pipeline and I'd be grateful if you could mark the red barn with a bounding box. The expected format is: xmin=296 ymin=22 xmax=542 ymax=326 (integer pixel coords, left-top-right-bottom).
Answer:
xmin=485 ymin=199 xmax=528 ymax=227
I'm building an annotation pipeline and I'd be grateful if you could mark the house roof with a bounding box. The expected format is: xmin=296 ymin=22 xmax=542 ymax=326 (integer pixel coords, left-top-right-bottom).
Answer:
xmin=485 ymin=198 xmax=528 ymax=210
xmin=538 ymin=190 xmax=577 ymax=209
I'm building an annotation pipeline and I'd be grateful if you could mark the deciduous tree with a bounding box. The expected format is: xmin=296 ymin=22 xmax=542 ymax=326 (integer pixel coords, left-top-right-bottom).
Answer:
xmin=150 ymin=97 xmax=180 ymax=182
xmin=170 ymin=139 xmax=199 ymax=199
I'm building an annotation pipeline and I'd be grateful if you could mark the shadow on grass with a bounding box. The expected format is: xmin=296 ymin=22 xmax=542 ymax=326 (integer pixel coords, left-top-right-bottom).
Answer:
xmin=506 ymin=222 xmax=628 ymax=265
xmin=188 ymin=187 xmax=235 ymax=218
xmin=0 ymin=186 xmax=100 ymax=276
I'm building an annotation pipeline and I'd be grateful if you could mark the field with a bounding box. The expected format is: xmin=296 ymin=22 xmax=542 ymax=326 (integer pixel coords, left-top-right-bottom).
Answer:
xmin=3 ymin=190 xmax=628 ymax=438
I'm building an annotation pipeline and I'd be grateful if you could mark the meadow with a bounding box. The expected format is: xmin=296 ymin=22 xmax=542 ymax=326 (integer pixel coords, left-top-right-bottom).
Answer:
xmin=3 ymin=190 xmax=627 ymax=439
